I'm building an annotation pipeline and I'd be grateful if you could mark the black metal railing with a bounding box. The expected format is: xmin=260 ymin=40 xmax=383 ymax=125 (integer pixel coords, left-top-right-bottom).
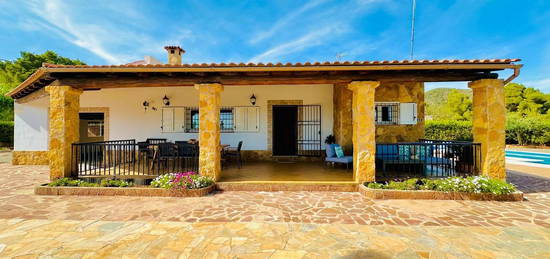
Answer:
xmin=71 ymin=139 xmax=198 ymax=178
xmin=375 ymin=140 xmax=481 ymax=179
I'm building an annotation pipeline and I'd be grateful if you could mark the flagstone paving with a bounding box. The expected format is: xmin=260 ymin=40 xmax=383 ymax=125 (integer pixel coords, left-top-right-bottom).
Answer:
xmin=0 ymin=164 xmax=549 ymax=258
xmin=0 ymin=219 xmax=548 ymax=258
xmin=0 ymin=164 xmax=549 ymax=227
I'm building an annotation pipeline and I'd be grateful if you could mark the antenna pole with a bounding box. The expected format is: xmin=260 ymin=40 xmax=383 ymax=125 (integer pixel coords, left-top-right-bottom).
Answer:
xmin=409 ymin=0 xmax=416 ymax=60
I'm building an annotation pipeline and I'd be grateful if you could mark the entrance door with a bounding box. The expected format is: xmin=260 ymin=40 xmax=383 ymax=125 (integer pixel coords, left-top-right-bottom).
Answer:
xmin=79 ymin=113 xmax=105 ymax=143
xmin=272 ymin=106 xmax=298 ymax=156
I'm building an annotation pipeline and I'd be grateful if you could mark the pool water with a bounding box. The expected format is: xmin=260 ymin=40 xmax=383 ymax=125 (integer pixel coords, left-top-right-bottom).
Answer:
xmin=505 ymin=150 xmax=550 ymax=165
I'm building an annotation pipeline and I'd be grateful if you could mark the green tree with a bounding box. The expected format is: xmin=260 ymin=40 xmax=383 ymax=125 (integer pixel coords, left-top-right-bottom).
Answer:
xmin=441 ymin=89 xmax=472 ymax=120
xmin=504 ymin=83 xmax=525 ymax=112
xmin=0 ymin=51 xmax=84 ymax=121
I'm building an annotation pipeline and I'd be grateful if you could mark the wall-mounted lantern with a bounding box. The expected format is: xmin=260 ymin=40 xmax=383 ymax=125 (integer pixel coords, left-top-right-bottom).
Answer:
xmin=162 ymin=95 xmax=170 ymax=106
xmin=142 ymin=100 xmax=157 ymax=111
xmin=250 ymin=94 xmax=257 ymax=105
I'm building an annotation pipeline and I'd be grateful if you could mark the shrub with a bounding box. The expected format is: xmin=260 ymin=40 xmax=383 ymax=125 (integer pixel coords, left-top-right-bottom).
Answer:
xmin=99 ymin=179 xmax=133 ymax=187
xmin=0 ymin=121 xmax=14 ymax=146
xmin=426 ymin=118 xmax=550 ymax=145
xmin=425 ymin=120 xmax=473 ymax=141
xmin=48 ymin=178 xmax=97 ymax=187
xmin=365 ymin=176 xmax=516 ymax=195
xmin=150 ymin=172 xmax=214 ymax=190
xmin=48 ymin=178 xmax=132 ymax=187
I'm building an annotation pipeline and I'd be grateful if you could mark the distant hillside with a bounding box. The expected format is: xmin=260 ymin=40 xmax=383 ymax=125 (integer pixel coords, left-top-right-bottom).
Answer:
xmin=425 ymin=88 xmax=471 ymax=107
xmin=425 ymin=88 xmax=472 ymax=120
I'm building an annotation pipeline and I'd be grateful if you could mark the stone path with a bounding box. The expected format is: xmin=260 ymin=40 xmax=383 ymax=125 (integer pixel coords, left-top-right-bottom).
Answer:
xmin=0 ymin=164 xmax=549 ymax=258
xmin=0 ymin=219 xmax=548 ymax=258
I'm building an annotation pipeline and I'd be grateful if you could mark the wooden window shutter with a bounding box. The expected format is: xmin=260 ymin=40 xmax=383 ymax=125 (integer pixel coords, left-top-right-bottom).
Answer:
xmin=399 ymin=103 xmax=417 ymax=125
xmin=161 ymin=108 xmax=174 ymax=132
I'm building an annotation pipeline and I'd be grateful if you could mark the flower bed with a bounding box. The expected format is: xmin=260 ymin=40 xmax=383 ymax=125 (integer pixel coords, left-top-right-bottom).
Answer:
xmin=360 ymin=176 xmax=523 ymax=201
xmin=36 ymin=172 xmax=216 ymax=197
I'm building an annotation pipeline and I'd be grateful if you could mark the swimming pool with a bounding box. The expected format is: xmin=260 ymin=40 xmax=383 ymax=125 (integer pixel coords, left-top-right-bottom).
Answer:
xmin=505 ymin=150 xmax=550 ymax=165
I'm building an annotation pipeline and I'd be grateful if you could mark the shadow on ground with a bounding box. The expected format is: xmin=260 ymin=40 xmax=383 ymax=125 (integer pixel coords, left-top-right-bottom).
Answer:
xmin=507 ymin=171 xmax=550 ymax=193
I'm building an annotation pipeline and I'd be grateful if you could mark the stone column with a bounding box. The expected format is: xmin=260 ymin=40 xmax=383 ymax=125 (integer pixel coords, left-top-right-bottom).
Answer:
xmin=195 ymin=83 xmax=224 ymax=181
xmin=333 ymin=83 xmax=353 ymax=153
xmin=469 ymin=79 xmax=506 ymax=180
xmin=347 ymin=81 xmax=379 ymax=183
xmin=45 ymin=85 xmax=82 ymax=180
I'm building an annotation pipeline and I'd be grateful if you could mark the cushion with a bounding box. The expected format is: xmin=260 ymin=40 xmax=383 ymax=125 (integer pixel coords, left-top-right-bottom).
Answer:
xmin=325 ymin=144 xmax=337 ymax=158
xmin=398 ymin=145 xmax=411 ymax=160
xmin=334 ymin=145 xmax=344 ymax=158
xmin=414 ymin=145 xmax=432 ymax=160
xmin=326 ymin=156 xmax=353 ymax=163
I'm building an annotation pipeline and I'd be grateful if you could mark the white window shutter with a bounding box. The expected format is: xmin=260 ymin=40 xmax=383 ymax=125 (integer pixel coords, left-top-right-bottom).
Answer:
xmin=173 ymin=107 xmax=185 ymax=132
xmin=162 ymin=108 xmax=174 ymax=132
xmin=247 ymin=107 xmax=259 ymax=132
xmin=234 ymin=107 xmax=247 ymax=131
xmin=399 ymin=103 xmax=417 ymax=125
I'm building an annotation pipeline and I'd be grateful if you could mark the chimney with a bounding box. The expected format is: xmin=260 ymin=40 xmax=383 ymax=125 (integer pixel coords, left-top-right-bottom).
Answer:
xmin=164 ymin=46 xmax=185 ymax=65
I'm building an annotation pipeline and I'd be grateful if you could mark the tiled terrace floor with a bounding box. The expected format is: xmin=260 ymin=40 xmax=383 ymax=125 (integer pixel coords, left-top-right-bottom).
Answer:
xmin=0 ymin=164 xmax=549 ymax=258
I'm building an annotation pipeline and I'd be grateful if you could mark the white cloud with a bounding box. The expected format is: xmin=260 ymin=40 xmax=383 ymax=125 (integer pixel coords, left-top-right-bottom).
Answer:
xmin=23 ymin=0 xmax=126 ymax=64
xmin=249 ymin=25 xmax=346 ymax=63
xmin=249 ymin=0 xmax=330 ymax=44
xmin=12 ymin=0 xmax=193 ymax=65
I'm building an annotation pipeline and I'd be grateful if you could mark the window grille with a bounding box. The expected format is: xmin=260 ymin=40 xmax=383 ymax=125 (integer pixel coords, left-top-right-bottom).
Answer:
xmin=220 ymin=107 xmax=234 ymax=132
xmin=184 ymin=107 xmax=235 ymax=133
xmin=375 ymin=103 xmax=399 ymax=125
xmin=87 ymin=121 xmax=104 ymax=137
xmin=185 ymin=107 xmax=200 ymax=133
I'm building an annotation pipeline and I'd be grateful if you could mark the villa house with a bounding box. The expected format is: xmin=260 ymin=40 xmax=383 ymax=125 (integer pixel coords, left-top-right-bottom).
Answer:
xmin=6 ymin=46 xmax=521 ymax=190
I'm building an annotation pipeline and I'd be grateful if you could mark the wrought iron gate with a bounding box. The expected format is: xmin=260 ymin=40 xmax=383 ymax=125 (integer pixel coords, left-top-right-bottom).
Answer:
xmin=296 ymin=105 xmax=322 ymax=156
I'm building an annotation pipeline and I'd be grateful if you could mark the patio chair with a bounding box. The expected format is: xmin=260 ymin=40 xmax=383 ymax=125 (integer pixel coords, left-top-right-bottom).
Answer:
xmin=223 ymin=141 xmax=243 ymax=168
xmin=175 ymin=141 xmax=199 ymax=171
xmin=325 ymin=144 xmax=353 ymax=170
xmin=155 ymin=142 xmax=178 ymax=173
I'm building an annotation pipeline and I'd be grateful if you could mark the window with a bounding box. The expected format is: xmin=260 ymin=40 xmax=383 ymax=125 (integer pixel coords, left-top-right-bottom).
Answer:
xmin=375 ymin=103 xmax=399 ymax=125
xmin=87 ymin=121 xmax=104 ymax=137
xmin=185 ymin=109 xmax=200 ymax=133
xmin=220 ymin=108 xmax=234 ymax=132
xmin=180 ymin=106 xmax=259 ymax=133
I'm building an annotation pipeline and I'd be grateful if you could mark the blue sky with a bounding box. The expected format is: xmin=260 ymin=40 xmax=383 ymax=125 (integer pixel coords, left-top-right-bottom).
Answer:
xmin=0 ymin=0 xmax=549 ymax=92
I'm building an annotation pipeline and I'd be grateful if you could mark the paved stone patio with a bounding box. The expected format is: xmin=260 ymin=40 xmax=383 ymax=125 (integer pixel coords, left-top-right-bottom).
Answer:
xmin=0 ymin=164 xmax=549 ymax=258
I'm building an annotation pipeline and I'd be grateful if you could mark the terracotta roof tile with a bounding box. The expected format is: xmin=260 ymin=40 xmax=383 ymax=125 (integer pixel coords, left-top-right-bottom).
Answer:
xmin=41 ymin=59 xmax=515 ymax=69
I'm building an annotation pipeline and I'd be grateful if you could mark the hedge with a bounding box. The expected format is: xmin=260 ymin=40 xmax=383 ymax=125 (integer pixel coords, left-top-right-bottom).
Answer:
xmin=425 ymin=119 xmax=550 ymax=145
xmin=0 ymin=121 xmax=14 ymax=146
xmin=425 ymin=120 xmax=473 ymax=141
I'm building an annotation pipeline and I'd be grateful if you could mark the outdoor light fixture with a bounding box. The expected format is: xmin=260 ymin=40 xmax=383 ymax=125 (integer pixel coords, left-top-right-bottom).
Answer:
xmin=162 ymin=95 xmax=170 ymax=106
xmin=142 ymin=100 xmax=149 ymax=111
xmin=250 ymin=94 xmax=257 ymax=105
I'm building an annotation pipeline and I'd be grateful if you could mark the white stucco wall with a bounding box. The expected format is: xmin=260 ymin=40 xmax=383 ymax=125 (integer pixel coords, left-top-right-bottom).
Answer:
xmin=13 ymin=84 xmax=334 ymax=151
xmin=81 ymin=84 xmax=334 ymax=150
xmin=13 ymin=97 xmax=49 ymax=151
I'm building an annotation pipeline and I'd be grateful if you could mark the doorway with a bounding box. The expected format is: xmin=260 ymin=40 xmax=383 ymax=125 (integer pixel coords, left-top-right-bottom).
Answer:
xmin=79 ymin=113 xmax=105 ymax=143
xmin=272 ymin=106 xmax=298 ymax=156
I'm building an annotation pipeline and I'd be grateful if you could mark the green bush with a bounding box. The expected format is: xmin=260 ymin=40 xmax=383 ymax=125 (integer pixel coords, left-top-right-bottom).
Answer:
xmin=0 ymin=121 xmax=14 ymax=146
xmin=365 ymin=176 xmax=516 ymax=195
xmin=426 ymin=118 xmax=550 ymax=145
xmin=505 ymin=115 xmax=550 ymax=145
xmin=48 ymin=178 xmax=133 ymax=187
xmin=425 ymin=120 xmax=473 ymax=141
xmin=99 ymin=179 xmax=134 ymax=187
